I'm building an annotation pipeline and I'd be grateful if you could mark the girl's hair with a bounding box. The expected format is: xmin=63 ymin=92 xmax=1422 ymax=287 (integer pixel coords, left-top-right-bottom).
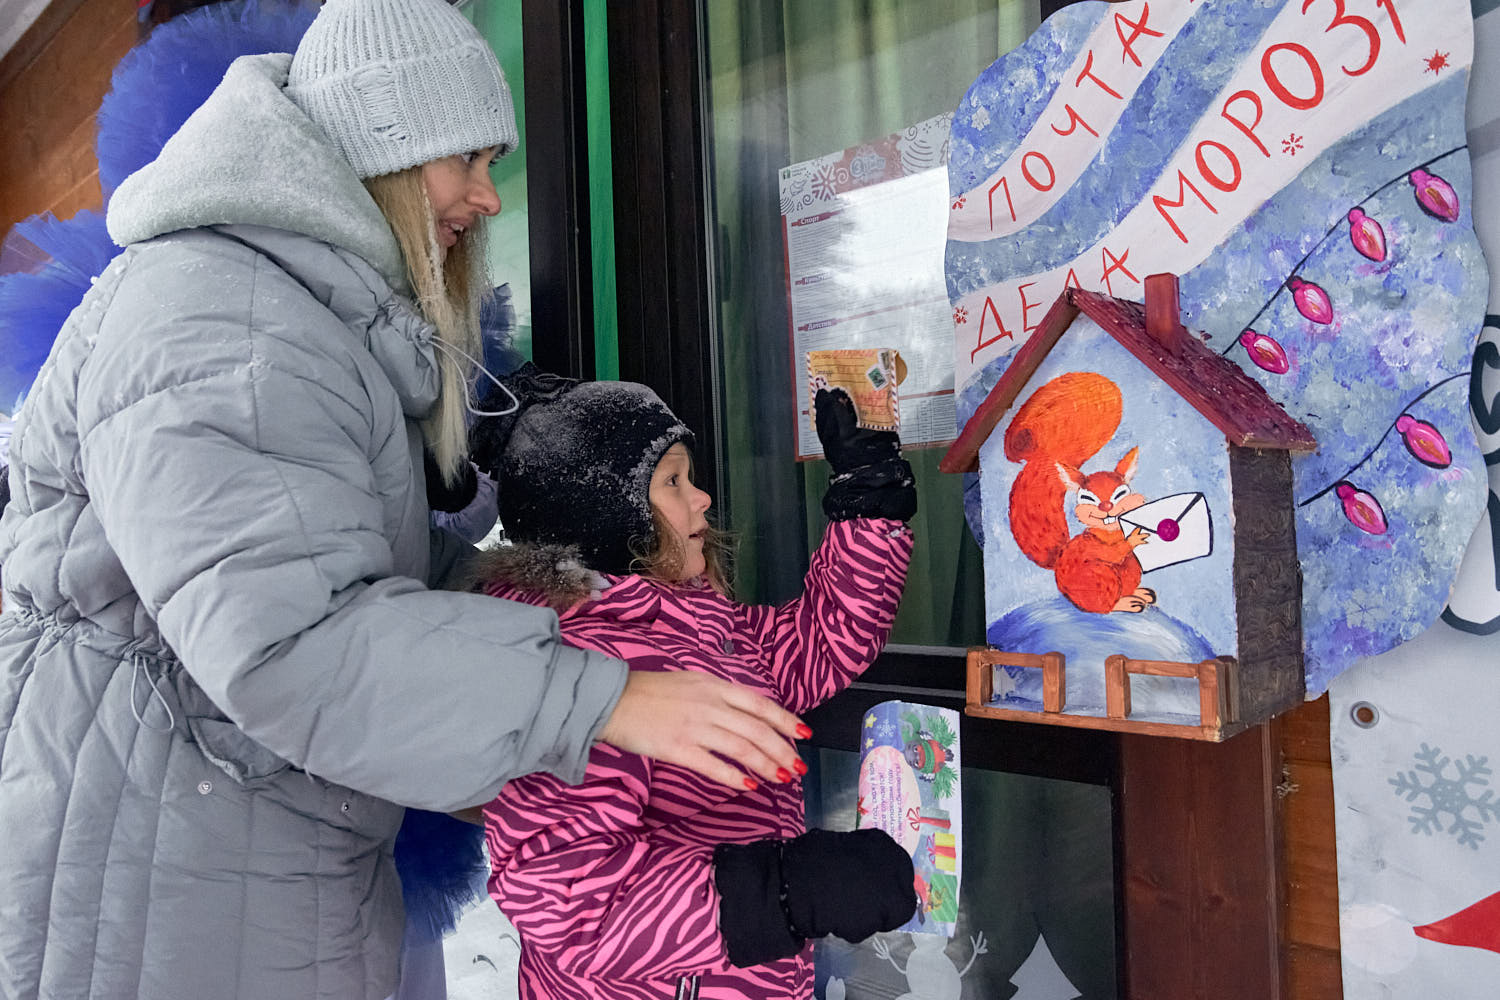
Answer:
xmin=632 ymin=506 xmax=734 ymax=596
xmin=363 ymin=165 xmax=486 ymax=486
xmin=626 ymin=446 xmax=733 ymax=593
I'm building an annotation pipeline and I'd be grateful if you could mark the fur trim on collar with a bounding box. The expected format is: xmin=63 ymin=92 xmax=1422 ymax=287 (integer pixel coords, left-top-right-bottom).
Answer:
xmin=462 ymin=542 xmax=608 ymax=611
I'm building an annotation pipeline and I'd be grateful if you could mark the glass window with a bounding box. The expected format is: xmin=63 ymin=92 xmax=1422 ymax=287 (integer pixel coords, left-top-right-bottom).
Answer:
xmin=473 ymin=0 xmax=534 ymax=359
xmin=803 ymin=747 xmax=1116 ymax=998
xmin=700 ymin=2 xmax=1042 ymax=646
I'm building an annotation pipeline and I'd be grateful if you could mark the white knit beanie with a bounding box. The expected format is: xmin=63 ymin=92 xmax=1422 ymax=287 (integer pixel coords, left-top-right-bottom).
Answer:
xmin=285 ymin=0 xmax=519 ymax=179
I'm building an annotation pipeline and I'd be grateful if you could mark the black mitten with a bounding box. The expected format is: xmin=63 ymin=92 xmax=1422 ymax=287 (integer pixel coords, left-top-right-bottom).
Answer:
xmin=424 ymin=451 xmax=479 ymax=514
xmin=814 ymin=387 xmax=917 ymax=522
xmin=713 ymin=828 xmax=916 ymax=967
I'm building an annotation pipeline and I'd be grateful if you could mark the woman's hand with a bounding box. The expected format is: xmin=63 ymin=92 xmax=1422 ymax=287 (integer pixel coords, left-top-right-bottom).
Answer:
xmin=596 ymin=670 xmax=809 ymax=790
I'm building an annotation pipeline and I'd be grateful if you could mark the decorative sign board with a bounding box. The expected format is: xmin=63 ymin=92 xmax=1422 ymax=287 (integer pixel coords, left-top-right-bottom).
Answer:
xmin=947 ymin=0 xmax=1489 ymax=706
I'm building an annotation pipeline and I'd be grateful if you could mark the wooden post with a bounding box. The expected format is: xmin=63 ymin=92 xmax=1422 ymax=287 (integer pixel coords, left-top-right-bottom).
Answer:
xmin=1107 ymin=654 xmax=1238 ymax=731
xmin=1118 ymin=723 xmax=1285 ymax=998
xmin=967 ymin=648 xmax=1066 ymax=713
xmin=966 ymin=647 xmax=994 ymax=707
xmin=1106 ymin=654 xmax=1131 ymax=719
xmin=1042 ymin=651 xmax=1066 ymax=713
xmin=1198 ymin=658 xmax=1229 ymax=736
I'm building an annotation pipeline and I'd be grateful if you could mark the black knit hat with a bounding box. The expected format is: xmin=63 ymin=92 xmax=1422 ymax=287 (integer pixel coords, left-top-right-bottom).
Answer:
xmin=469 ymin=364 xmax=694 ymax=573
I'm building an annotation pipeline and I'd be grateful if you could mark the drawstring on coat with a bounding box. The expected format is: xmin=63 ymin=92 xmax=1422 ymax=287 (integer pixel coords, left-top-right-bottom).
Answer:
xmin=429 ymin=338 xmax=519 ymax=417
xmin=130 ymin=654 xmax=176 ymax=733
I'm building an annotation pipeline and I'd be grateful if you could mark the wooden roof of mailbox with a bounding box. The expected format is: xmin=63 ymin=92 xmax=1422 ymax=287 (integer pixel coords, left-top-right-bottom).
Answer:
xmin=941 ymin=274 xmax=1319 ymax=474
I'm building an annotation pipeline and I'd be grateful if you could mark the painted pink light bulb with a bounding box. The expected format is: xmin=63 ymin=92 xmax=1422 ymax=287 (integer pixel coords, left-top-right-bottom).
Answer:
xmin=1347 ymin=207 xmax=1387 ymax=262
xmin=1287 ymin=277 xmax=1334 ymax=325
xmin=1336 ymin=481 xmax=1388 ymax=535
xmin=1409 ymin=168 xmax=1460 ymax=223
xmin=1239 ymin=329 xmax=1290 ymax=374
xmin=1396 ymin=414 xmax=1452 ymax=468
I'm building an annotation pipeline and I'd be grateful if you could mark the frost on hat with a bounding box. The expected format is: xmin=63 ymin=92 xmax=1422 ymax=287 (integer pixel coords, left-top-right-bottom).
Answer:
xmin=285 ymin=0 xmax=518 ymax=179
xmin=481 ymin=366 xmax=693 ymax=574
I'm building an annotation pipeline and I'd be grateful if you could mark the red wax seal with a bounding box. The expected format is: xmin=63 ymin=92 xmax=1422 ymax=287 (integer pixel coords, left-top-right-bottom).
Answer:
xmin=1156 ymin=518 xmax=1180 ymax=542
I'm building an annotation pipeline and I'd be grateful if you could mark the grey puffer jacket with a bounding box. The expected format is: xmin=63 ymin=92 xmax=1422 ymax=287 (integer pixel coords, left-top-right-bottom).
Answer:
xmin=0 ymin=53 xmax=626 ymax=1000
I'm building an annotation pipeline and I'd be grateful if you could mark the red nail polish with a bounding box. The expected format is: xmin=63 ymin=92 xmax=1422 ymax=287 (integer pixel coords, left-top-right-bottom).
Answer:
xmin=795 ymin=724 xmax=813 ymax=739
xmin=742 ymin=776 xmax=758 ymax=791
xmin=776 ymin=767 xmax=792 ymax=783
xmin=793 ymin=758 xmax=808 ymax=776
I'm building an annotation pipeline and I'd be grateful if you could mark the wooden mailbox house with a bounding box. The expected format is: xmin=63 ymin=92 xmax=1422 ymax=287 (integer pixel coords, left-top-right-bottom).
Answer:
xmin=943 ymin=273 xmax=1318 ymax=741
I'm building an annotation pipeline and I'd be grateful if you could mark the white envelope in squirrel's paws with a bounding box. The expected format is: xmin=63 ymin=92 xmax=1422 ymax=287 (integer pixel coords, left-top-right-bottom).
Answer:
xmin=1119 ymin=492 xmax=1213 ymax=573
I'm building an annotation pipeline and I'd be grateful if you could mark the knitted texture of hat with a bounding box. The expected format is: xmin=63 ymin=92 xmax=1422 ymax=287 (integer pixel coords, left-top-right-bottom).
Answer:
xmin=498 ymin=380 xmax=694 ymax=575
xmin=284 ymin=0 xmax=518 ymax=179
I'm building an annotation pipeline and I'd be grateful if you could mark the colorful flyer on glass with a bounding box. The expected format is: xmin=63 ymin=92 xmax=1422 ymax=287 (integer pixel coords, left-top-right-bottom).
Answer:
xmin=855 ymin=700 xmax=962 ymax=937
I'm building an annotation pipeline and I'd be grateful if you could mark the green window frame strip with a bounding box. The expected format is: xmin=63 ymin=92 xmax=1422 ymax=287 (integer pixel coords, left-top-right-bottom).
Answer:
xmin=474 ymin=0 xmax=618 ymax=375
xmin=583 ymin=0 xmax=619 ymax=379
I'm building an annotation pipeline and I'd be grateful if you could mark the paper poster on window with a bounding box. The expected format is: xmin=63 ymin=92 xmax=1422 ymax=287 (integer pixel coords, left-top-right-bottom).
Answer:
xmin=780 ymin=114 xmax=957 ymax=460
xmin=855 ymin=700 xmax=962 ymax=938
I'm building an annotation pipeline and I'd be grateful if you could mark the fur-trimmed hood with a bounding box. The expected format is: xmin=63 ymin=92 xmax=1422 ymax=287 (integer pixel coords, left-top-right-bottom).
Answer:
xmin=463 ymin=542 xmax=611 ymax=611
xmin=465 ymin=541 xmax=720 ymax=623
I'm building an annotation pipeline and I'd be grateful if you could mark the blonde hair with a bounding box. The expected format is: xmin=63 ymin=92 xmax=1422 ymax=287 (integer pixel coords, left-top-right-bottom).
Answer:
xmin=632 ymin=505 xmax=734 ymax=596
xmin=363 ymin=166 xmax=487 ymax=486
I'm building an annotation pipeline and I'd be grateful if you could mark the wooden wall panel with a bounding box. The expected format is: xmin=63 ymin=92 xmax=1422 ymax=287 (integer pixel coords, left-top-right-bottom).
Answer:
xmin=1117 ymin=725 xmax=1284 ymax=998
xmin=1278 ymin=694 xmax=1344 ymax=998
xmin=1117 ymin=693 xmax=1342 ymax=1000
xmin=0 ymin=0 xmax=138 ymax=236
xmin=1287 ymin=942 xmax=1345 ymax=999
xmin=1284 ymin=759 xmax=1341 ymax=950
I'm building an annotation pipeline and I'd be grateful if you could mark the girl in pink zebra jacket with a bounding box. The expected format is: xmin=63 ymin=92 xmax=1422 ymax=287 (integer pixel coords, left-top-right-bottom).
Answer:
xmin=464 ymin=366 xmax=919 ymax=999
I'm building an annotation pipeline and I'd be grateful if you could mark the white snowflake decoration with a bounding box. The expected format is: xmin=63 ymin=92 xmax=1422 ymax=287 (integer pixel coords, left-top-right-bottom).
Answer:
xmin=1389 ymin=743 xmax=1497 ymax=849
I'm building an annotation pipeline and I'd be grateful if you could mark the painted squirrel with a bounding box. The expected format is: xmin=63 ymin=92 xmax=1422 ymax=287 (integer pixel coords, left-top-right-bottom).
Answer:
xmin=1004 ymin=371 xmax=1156 ymax=614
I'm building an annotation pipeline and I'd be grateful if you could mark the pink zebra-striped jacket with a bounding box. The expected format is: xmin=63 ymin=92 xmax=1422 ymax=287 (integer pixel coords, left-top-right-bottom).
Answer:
xmin=479 ymin=517 xmax=914 ymax=1000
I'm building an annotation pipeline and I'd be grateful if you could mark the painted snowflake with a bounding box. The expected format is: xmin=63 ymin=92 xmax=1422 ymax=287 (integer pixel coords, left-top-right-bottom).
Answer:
xmin=1389 ymin=743 xmax=1497 ymax=850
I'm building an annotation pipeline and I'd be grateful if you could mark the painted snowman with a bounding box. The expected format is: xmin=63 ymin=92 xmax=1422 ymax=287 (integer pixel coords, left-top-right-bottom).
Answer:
xmin=868 ymin=931 xmax=988 ymax=1000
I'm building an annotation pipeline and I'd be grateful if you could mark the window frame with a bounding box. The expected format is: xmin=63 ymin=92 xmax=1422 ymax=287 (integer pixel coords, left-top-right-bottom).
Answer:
xmin=522 ymin=0 xmax=596 ymax=381
xmin=525 ymin=2 xmax=1292 ymax=996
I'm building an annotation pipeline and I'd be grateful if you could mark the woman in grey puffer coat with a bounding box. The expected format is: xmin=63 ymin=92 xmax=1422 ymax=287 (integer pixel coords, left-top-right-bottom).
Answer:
xmin=0 ymin=2 xmax=804 ymax=997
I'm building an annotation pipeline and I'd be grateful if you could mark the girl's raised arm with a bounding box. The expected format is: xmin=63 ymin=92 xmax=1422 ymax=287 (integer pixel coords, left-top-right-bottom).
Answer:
xmin=756 ymin=389 xmax=917 ymax=712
